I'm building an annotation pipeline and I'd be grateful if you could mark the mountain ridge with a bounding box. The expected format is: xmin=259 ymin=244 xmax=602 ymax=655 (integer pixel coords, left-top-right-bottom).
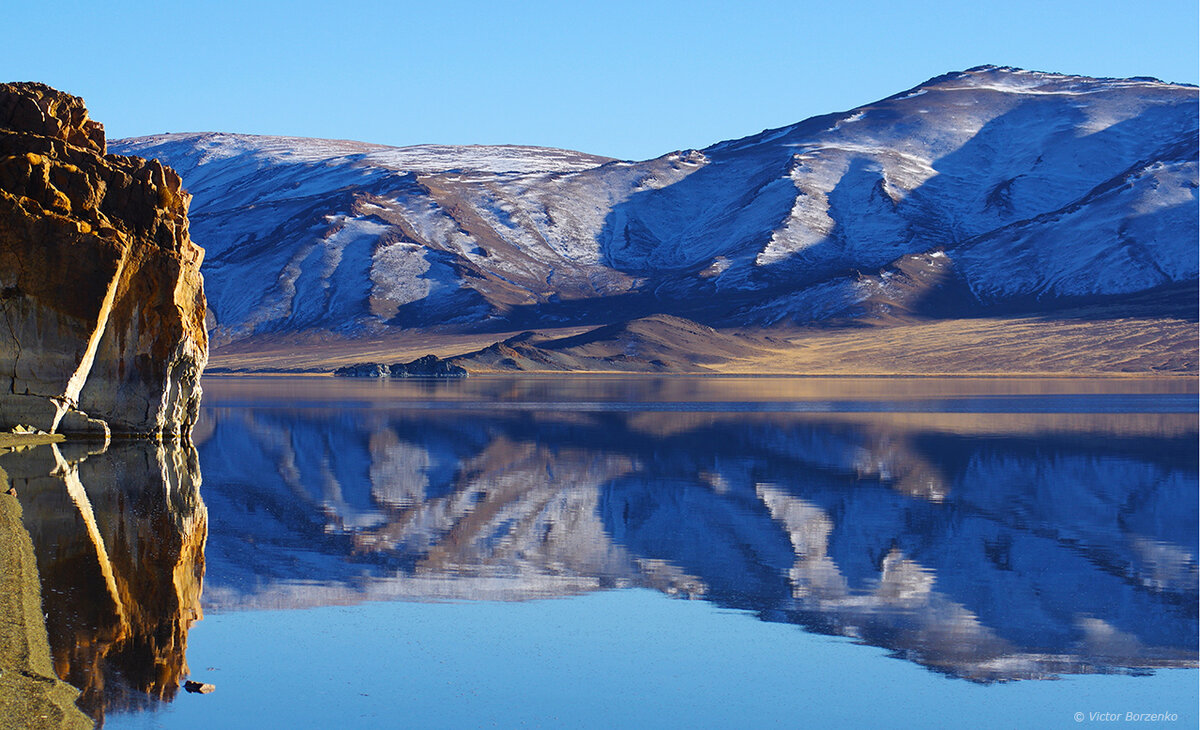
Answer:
xmin=111 ymin=67 xmax=1198 ymax=373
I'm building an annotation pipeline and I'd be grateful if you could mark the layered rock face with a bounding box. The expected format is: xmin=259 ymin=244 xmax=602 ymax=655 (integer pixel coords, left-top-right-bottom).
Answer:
xmin=0 ymin=82 xmax=206 ymax=436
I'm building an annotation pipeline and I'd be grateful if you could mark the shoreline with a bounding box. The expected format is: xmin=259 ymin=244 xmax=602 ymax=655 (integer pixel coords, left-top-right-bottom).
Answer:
xmin=0 ymin=433 xmax=65 ymax=449
xmin=201 ymin=370 xmax=1200 ymax=380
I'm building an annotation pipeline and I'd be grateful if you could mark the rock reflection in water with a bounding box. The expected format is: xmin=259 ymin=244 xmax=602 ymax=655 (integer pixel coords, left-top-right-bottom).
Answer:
xmin=195 ymin=386 xmax=1197 ymax=683
xmin=0 ymin=438 xmax=206 ymax=725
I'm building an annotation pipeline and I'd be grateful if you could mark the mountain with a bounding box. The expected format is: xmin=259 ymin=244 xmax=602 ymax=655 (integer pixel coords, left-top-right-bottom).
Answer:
xmin=111 ymin=67 xmax=1199 ymax=373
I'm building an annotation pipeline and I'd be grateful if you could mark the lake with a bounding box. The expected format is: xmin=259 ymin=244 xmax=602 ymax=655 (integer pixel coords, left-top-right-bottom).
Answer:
xmin=2 ymin=376 xmax=1196 ymax=728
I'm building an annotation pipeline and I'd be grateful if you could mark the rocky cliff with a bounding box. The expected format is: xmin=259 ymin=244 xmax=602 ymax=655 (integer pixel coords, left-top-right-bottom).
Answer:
xmin=0 ymin=82 xmax=206 ymax=437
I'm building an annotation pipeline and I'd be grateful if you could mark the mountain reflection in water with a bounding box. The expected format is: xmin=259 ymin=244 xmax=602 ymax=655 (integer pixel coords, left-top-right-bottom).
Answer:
xmin=194 ymin=377 xmax=1198 ymax=684
xmin=4 ymin=377 xmax=1194 ymax=725
xmin=0 ymin=439 xmax=205 ymax=726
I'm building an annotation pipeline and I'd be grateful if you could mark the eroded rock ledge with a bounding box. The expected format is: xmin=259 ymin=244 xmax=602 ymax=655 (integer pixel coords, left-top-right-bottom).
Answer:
xmin=0 ymin=82 xmax=207 ymax=437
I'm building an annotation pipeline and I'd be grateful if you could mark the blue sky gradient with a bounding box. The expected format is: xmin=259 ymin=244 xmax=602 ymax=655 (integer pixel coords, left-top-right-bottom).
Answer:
xmin=7 ymin=0 xmax=1198 ymax=160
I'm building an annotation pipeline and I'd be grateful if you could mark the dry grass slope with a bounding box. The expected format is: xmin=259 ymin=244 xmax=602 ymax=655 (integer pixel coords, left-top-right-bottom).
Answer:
xmin=207 ymin=306 xmax=1197 ymax=376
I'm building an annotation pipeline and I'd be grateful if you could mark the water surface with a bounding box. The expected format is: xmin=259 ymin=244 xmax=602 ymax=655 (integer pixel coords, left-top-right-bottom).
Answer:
xmin=3 ymin=376 xmax=1195 ymax=727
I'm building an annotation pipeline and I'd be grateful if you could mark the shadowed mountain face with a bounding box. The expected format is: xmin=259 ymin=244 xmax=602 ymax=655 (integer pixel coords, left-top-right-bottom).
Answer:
xmin=0 ymin=440 xmax=206 ymax=725
xmin=193 ymin=379 xmax=1197 ymax=682
xmin=113 ymin=67 xmax=1198 ymax=349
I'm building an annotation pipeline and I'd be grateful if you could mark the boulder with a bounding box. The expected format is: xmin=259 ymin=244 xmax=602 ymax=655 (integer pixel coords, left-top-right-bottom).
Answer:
xmin=0 ymin=82 xmax=206 ymax=436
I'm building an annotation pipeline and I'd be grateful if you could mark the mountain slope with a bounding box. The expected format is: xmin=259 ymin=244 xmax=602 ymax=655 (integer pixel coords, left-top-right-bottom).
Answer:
xmin=112 ymin=67 xmax=1199 ymax=370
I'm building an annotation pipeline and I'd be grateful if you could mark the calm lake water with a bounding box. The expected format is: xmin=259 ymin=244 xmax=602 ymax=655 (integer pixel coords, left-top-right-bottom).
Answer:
xmin=3 ymin=376 xmax=1197 ymax=728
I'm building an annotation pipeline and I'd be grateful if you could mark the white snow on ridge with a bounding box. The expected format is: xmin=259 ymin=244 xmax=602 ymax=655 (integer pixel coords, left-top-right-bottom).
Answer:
xmin=925 ymin=65 xmax=1195 ymax=96
xmin=362 ymin=144 xmax=616 ymax=174
xmin=115 ymin=132 xmax=615 ymax=174
xmin=825 ymin=111 xmax=867 ymax=133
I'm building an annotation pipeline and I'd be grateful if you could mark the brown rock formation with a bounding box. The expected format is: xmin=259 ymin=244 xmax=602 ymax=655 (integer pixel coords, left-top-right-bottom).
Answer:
xmin=0 ymin=82 xmax=206 ymax=437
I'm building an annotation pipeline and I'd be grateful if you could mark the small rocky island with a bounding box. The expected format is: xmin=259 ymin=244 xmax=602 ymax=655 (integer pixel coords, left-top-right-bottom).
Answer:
xmin=0 ymin=82 xmax=207 ymax=438
xmin=333 ymin=354 xmax=467 ymax=378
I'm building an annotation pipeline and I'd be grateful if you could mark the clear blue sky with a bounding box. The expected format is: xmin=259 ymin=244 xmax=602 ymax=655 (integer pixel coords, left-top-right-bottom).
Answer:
xmin=7 ymin=0 xmax=1197 ymax=160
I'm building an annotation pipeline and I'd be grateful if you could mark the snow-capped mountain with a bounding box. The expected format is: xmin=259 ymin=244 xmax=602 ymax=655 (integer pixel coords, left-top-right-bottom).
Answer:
xmin=113 ymin=67 xmax=1198 ymax=345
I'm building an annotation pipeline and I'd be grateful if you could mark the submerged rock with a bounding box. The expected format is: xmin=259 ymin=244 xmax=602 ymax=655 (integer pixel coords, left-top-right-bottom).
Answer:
xmin=333 ymin=354 xmax=467 ymax=378
xmin=0 ymin=82 xmax=207 ymax=437
xmin=183 ymin=681 xmax=214 ymax=694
